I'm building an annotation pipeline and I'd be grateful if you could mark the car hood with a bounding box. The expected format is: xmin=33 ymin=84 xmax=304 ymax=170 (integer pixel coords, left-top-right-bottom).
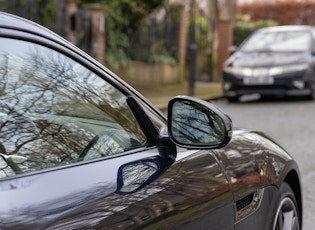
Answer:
xmin=226 ymin=51 xmax=310 ymax=68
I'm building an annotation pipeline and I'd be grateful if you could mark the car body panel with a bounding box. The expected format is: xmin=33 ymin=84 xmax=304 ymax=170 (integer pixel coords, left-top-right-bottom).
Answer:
xmin=216 ymin=129 xmax=294 ymax=193
xmin=0 ymin=128 xmax=299 ymax=229
xmin=0 ymin=147 xmax=234 ymax=229
xmin=215 ymin=129 xmax=301 ymax=229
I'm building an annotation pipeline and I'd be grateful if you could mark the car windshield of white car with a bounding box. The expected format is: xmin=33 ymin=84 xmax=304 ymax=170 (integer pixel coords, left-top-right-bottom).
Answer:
xmin=240 ymin=30 xmax=311 ymax=52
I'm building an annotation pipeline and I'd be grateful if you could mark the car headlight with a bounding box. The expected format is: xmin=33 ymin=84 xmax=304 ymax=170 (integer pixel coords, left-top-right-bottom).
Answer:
xmin=224 ymin=63 xmax=309 ymax=77
xmin=269 ymin=63 xmax=309 ymax=75
xmin=223 ymin=66 xmax=250 ymax=77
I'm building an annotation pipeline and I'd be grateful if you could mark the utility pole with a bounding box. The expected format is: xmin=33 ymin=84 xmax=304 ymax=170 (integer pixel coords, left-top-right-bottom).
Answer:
xmin=188 ymin=0 xmax=197 ymax=96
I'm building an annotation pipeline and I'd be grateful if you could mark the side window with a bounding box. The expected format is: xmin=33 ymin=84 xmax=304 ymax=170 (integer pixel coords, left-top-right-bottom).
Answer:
xmin=0 ymin=37 xmax=147 ymax=178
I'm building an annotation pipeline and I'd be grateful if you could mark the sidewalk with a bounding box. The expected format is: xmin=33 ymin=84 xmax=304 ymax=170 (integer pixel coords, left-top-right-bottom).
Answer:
xmin=136 ymin=81 xmax=223 ymax=111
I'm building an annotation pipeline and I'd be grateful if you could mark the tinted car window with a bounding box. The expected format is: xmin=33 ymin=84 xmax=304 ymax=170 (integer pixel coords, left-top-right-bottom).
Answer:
xmin=240 ymin=30 xmax=311 ymax=52
xmin=0 ymin=38 xmax=146 ymax=178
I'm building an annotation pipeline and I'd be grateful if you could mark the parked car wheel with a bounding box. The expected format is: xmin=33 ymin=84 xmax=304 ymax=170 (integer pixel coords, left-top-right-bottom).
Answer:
xmin=273 ymin=182 xmax=301 ymax=230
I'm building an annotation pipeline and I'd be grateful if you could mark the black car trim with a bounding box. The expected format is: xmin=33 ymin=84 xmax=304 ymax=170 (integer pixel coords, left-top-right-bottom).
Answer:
xmin=127 ymin=96 xmax=177 ymax=160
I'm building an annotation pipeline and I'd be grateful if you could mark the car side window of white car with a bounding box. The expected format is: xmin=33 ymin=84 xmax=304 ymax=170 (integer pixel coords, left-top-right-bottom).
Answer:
xmin=0 ymin=37 xmax=147 ymax=178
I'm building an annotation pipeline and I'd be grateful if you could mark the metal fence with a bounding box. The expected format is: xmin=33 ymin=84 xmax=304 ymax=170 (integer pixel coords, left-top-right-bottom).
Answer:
xmin=0 ymin=0 xmax=99 ymax=56
xmin=0 ymin=0 xmax=59 ymax=32
xmin=128 ymin=14 xmax=180 ymax=64
xmin=0 ymin=0 xmax=212 ymax=74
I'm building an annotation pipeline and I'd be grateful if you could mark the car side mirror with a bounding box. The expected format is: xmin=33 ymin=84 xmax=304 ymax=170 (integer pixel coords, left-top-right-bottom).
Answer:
xmin=228 ymin=45 xmax=238 ymax=54
xmin=167 ymin=96 xmax=232 ymax=149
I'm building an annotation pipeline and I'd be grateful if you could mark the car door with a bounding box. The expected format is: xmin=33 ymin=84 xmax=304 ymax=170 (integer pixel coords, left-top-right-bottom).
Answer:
xmin=0 ymin=35 xmax=234 ymax=229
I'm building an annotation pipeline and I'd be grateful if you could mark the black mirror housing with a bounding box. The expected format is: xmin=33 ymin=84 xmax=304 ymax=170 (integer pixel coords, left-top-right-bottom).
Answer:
xmin=228 ymin=45 xmax=238 ymax=54
xmin=167 ymin=96 xmax=232 ymax=149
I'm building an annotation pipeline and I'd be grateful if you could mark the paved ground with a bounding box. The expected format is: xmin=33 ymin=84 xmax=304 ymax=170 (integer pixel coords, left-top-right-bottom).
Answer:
xmin=136 ymin=81 xmax=223 ymax=110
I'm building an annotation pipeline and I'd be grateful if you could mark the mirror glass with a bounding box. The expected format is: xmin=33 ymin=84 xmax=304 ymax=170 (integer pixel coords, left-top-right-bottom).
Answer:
xmin=117 ymin=161 xmax=158 ymax=194
xmin=171 ymin=101 xmax=226 ymax=146
xmin=115 ymin=156 xmax=173 ymax=195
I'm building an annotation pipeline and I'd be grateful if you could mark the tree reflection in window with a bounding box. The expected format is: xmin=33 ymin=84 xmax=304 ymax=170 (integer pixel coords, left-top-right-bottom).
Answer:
xmin=0 ymin=38 xmax=146 ymax=176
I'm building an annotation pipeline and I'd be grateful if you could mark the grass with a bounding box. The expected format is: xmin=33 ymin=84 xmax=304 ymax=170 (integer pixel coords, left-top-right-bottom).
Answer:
xmin=137 ymin=81 xmax=223 ymax=109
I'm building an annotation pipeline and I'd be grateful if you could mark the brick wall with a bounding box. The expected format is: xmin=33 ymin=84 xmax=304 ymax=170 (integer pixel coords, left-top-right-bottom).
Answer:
xmin=216 ymin=20 xmax=233 ymax=81
xmin=65 ymin=1 xmax=106 ymax=64
xmin=84 ymin=4 xmax=107 ymax=64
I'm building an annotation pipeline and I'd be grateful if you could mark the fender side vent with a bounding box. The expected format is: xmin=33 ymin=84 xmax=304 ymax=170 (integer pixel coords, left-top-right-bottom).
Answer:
xmin=235 ymin=190 xmax=263 ymax=223
xmin=236 ymin=193 xmax=254 ymax=211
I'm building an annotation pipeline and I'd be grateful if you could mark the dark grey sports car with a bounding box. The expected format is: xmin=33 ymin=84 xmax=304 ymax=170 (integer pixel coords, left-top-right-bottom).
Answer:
xmin=0 ymin=12 xmax=302 ymax=229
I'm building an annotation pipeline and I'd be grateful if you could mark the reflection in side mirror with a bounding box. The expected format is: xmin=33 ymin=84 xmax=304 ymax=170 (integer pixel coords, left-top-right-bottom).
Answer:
xmin=116 ymin=156 xmax=171 ymax=195
xmin=0 ymin=154 xmax=8 ymax=168
xmin=0 ymin=154 xmax=27 ymax=175
xmin=167 ymin=96 xmax=232 ymax=149
xmin=0 ymin=154 xmax=12 ymax=178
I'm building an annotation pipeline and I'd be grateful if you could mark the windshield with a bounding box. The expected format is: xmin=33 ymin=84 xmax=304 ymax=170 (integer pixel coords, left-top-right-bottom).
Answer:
xmin=240 ymin=30 xmax=312 ymax=52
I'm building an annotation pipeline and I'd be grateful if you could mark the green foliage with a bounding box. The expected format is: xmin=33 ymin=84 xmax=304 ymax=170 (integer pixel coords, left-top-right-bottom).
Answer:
xmin=184 ymin=15 xmax=212 ymax=54
xmin=195 ymin=16 xmax=212 ymax=53
xmin=149 ymin=41 xmax=177 ymax=66
xmin=233 ymin=18 xmax=278 ymax=46
xmin=0 ymin=0 xmax=56 ymax=30
xmin=35 ymin=0 xmax=56 ymax=30
xmin=149 ymin=55 xmax=177 ymax=66
xmin=120 ymin=3 xmax=181 ymax=67
xmin=168 ymin=4 xmax=183 ymax=23
xmin=81 ymin=0 xmax=166 ymax=68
